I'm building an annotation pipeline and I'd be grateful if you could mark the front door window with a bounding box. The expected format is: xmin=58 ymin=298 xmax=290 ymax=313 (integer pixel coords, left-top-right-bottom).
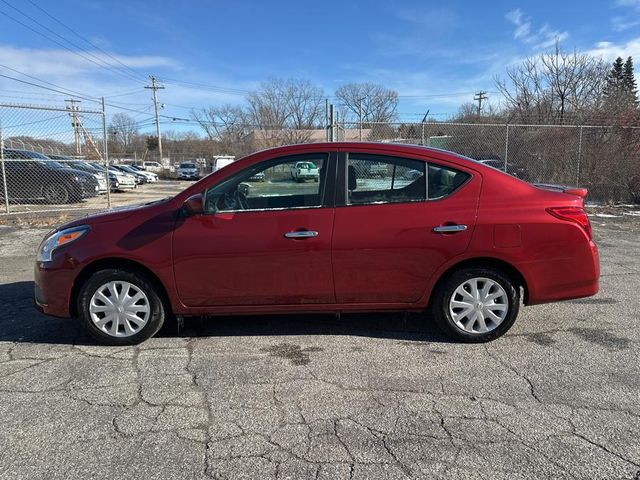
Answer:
xmin=205 ymin=155 xmax=327 ymax=213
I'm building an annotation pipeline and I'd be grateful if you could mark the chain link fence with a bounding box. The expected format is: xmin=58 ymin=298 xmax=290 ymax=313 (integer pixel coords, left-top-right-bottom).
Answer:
xmin=0 ymin=102 xmax=113 ymax=214
xmin=1 ymin=102 xmax=638 ymax=218
xmin=339 ymin=122 xmax=640 ymax=203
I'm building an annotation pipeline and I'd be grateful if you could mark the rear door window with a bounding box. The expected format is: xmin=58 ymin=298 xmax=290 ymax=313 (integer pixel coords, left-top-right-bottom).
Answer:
xmin=346 ymin=154 xmax=426 ymax=205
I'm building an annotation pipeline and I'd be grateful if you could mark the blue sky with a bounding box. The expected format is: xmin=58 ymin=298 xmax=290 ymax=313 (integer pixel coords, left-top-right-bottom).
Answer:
xmin=0 ymin=0 xmax=639 ymax=133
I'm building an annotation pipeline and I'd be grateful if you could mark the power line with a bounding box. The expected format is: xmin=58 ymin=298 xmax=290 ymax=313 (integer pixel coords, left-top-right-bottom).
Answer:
xmin=157 ymin=77 xmax=251 ymax=95
xmin=25 ymin=0 xmax=148 ymax=82
xmin=0 ymin=1 xmax=143 ymax=84
xmin=0 ymin=72 xmax=96 ymax=102
xmin=0 ymin=63 xmax=98 ymax=100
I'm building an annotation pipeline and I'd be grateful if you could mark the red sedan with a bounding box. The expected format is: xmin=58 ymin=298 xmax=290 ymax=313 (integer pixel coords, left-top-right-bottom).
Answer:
xmin=34 ymin=143 xmax=599 ymax=345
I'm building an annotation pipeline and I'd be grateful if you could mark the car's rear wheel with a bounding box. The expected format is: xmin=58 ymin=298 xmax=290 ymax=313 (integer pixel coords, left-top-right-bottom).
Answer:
xmin=77 ymin=269 xmax=166 ymax=345
xmin=43 ymin=183 xmax=70 ymax=204
xmin=431 ymin=267 xmax=519 ymax=342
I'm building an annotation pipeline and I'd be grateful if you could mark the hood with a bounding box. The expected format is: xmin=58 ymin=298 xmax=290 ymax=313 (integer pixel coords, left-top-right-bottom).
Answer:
xmin=60 ymin=197 xmax=174 ymax=229
xmin=55 ymin=167 xmax=95 ymax=180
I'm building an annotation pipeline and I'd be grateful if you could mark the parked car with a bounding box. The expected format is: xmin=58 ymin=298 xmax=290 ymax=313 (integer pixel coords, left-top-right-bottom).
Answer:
xmin=108 ymin=167 xmax=137 ymax=189
xmin=474 ymin=156 xmax=529 ymax=181
xmin=139 ymin=161 xmax=163 ymax=173
xmin=34 ymin=142 xmax=599 ymax=345
xmin=176 ymin=162 xmax=200 ymax=180
xmin=48 ymin=155 xmax=108 ymax=194
xmin=290 ymin=161 xmax=319 ymax=182
xmin=247 ymin=171 xmax=265 ymax=182
xmin=111 ymin=165 xmax=147 ymax=184
xmin=127 ymin=165 xmax=159 ymax=182
xmin=1 ymin=149 xmax=99 ymax=203
xmin=74 ymin=162 xmax=120 ymax=191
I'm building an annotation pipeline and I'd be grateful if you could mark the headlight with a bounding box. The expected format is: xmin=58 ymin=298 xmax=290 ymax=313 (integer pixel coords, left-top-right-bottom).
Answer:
xmin=37 ymin=225 xmax=90 ymax=263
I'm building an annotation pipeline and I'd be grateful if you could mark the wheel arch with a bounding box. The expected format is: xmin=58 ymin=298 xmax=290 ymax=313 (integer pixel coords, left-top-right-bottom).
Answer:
xmin=428 ymin=256 xmax=529 ymax=307
xmin=69 ymin=257 xmax=172 ymax=317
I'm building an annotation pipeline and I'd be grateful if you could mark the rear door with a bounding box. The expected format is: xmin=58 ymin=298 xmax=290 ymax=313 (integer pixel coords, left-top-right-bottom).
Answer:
xmin=331 ymin=150 xmax=481 ymax=304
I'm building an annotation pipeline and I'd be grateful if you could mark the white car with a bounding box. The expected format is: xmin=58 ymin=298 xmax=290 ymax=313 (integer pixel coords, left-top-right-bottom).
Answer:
xmin=107 ymin=167 xmax=137 ymax=189
xmin=290 ymin=161 xmax=320 ymax=182
xmin=140 ymin=161 xmax=164 ymax=173
xmin=129 ymin=165 xmax=158 ymax=182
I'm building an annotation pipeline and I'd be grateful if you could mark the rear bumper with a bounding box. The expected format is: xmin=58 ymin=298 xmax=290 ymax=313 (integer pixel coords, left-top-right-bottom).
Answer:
xmin=520 ymin=240 xmax=600 ymax=305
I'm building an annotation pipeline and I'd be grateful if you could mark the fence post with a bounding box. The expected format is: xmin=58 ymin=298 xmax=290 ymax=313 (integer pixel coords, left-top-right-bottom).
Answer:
xmin=101 ymin=97 xmax=111 ymax=209
xmin=503 ymin=124 xmax=510 ymax=172
xmin=421 ymin=122 xmax=425 ymax=146
xmin=0 ymin=125 xmax=9 ymax=213
xmin=576 ymin=126 xmax=583 ymax=185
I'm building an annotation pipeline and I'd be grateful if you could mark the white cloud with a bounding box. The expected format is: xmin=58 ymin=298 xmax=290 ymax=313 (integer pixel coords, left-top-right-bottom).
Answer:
xmin=505 ymin=9 xmax=568 ymax=49
xmin=0 ymin=45 xmax=178 ymax=78
xmin=586 ymin=38 xmax=640 ymax=60
xmin=0 ymin=44 xmax=256 ymax=133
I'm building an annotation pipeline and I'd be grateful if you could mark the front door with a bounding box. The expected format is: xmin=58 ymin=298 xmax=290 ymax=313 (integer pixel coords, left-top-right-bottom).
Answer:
xmin=331 ymin=152 xmax=481 ymax=304
xmin=172 ymin=153 xmax=336 ymax=307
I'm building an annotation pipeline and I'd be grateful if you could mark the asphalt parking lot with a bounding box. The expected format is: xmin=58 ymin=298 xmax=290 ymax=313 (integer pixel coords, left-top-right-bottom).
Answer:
xmin=0 ymin=214 xmax=639 ymax=479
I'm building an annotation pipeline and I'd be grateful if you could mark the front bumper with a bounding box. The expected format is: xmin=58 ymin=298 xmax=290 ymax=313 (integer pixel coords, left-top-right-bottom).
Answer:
xmin=178 ymin=173 xmax=199 ymax=179
xmin=34 ymin=260 xmax=74 ymax=318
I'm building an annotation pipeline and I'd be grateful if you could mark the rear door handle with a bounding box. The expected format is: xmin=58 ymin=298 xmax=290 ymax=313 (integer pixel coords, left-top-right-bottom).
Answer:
xmin=433 ymin=224 xmax=467 ymax=233
xmin=284 ymin=230 xmax=318 ymax=239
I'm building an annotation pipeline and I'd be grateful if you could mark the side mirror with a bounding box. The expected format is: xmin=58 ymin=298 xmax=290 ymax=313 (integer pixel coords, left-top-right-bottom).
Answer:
xmin=183 ymin=193 xmax=204 ymax=215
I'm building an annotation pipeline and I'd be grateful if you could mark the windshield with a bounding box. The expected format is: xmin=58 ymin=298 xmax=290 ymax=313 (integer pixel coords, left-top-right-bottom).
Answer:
xmin=180 ymin=163 xmax=196 ymax=168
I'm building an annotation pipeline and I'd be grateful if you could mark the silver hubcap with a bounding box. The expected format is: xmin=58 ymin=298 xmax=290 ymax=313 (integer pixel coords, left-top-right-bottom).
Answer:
xmin=449 ymin=277 xmax=509 ymax=334
xmin=89 ymin=281 xmax=150 ymax=337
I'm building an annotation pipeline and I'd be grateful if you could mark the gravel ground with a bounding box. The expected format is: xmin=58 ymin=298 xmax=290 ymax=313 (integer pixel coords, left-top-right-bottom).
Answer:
xmin=0 ymin=216 xmax=638 ymax=480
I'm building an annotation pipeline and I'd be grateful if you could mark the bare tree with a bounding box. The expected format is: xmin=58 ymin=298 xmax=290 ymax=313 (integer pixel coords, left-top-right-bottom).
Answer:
xmin=190 ymin=105 xmax=255 ymax=155
xmin=108 ymin=113 xmax=139 ymax=153
xmin=246 ymin=78 xmax=325 ymax=145
xmin=495 ymin=43 xmax=607 ymax=124
xmin=335 ymin=82 xmax=399 ymax=124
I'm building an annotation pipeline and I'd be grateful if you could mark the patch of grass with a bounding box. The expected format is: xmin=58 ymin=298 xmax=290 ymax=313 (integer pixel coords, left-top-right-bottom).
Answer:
xmin=0 ymin=212 xmax=72 ymax=227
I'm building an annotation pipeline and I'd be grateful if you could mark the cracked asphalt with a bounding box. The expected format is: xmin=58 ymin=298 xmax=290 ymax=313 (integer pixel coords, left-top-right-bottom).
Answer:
xmin=0 ymin=217 xmax=639 ymax=479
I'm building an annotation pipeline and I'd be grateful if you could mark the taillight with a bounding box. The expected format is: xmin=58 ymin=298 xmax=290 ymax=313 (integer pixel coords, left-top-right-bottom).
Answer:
xmin=546 ymin=206 xmax=592 ymax=239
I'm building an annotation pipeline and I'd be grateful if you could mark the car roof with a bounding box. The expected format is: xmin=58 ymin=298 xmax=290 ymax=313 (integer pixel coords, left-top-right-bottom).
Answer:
xmin=249 ymin=142 xmax=486 ymax=169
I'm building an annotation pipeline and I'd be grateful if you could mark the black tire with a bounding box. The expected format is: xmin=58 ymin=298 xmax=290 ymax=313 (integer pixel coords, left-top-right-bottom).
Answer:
xmin=430 ymin=267 xmax=520 ymax=343
xmin=77 ymin=268 xmax=166 ymax=345
xmin=43 ymin=183 xmax=70 ymax=204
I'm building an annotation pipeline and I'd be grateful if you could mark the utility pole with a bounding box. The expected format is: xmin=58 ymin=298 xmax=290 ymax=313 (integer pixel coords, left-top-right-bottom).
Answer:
xmin=358 ymin=97 xmax=363 ymax=141
xmin=65 ymin=99 xmax=81 ymax=155
xmin=474 ymin=91 xmax=488 ymax=116
xmin=145 ymin=75 xmax=165 ymax=164
xmin=325 ymin=98 xmax=329 ymax=141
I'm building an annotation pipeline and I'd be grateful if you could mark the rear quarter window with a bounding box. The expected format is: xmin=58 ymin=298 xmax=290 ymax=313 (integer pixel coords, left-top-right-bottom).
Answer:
xmin=428 ymin=164 xmax=471 ymax=200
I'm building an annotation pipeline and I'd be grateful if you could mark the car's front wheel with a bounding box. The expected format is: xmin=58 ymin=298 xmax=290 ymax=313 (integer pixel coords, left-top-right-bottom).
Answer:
xmin=77 ymin=269 xmax=166 ymax=345
xmin=431 ymin=267 xmax=520 ymax=342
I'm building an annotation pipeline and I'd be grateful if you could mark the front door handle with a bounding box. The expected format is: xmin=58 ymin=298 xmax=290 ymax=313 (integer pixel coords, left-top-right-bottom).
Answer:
xmin=433 ymin=224 xmax=467 ymax=233
xmin=284 ymin=230 xmax=319 ymax=239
